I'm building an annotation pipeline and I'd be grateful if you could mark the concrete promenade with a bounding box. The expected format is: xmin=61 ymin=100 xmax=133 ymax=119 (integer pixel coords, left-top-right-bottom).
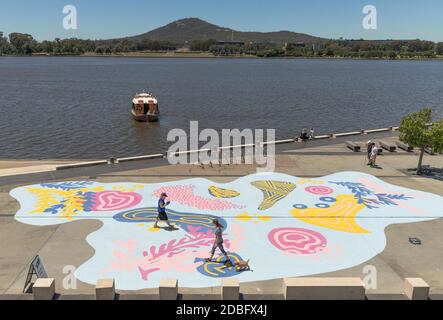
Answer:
xmin=1 ymin=133 xmax=442 ymax=300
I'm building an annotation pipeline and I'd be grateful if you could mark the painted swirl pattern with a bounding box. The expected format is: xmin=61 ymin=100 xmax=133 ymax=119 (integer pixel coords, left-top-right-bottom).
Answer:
xmin=268 ymin=228 xmax=327 ymax=255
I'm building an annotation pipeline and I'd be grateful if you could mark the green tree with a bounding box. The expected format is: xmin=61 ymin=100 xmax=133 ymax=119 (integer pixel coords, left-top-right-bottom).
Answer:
xmin=388 ymin=51 xmax=397 ymax=59
xmin=399 ymin=108 xmax=443 ymax=174
xmin=9 ymin=32 xmax=34 ymax=54
xmin=0 ymin=31 xmax=12 ymax=54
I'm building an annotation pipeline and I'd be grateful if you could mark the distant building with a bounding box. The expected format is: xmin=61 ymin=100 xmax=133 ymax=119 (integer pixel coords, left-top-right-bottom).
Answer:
xmin=284 ymin=42 xmax=306 ymax=50
xmin=312 ymin=43 xmax=325 ymax=52
xmin=217 ymin=40 xmax=245 ymax=46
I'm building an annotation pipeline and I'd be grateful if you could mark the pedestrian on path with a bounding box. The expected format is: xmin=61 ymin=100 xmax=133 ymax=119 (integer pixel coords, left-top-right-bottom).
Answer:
xmin=370 ymin=143 xmax=378 ymax=167
xmin=367 ymin=141 xmax=374 ymax=165
xmin=206 ymin=219 xmax=232 ymax=265
xmin=153 ymin=192 xmax=176 ymax=229
xmin=309 ymin=128 xmax=315 ymax=140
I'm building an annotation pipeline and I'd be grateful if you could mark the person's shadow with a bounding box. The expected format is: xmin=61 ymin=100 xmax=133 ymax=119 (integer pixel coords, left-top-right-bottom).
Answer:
xmin=370 ymin=164 xmax=383 ymax=170
xmin=155 ymin=226 xmax=180 ymax=232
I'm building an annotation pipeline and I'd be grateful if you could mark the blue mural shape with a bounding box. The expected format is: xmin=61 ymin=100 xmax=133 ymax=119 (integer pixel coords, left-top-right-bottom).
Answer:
xmin=195 ymin=253 xmax=249 ymax=278
xmin=113 ymin=207 xmax=228 ymax=233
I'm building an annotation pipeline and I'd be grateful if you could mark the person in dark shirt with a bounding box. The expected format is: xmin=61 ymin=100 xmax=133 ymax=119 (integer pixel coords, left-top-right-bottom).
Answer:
xmin=206 ymin=219 xmax=232 ymax=265
xmin=300 ymin=128 xmax=309 ymax=140
xmin=153 ymin=192 xmax=175 ymax=229
xmin=367 ymin=141 xmax=374 ymax=165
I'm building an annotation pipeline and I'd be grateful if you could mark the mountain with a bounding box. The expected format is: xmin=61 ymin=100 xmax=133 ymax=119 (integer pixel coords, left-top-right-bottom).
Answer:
xmin=128 ymin=18 xmax=324 ymax=44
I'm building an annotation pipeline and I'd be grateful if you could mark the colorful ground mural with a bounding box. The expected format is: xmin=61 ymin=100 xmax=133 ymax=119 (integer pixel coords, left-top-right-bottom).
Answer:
xmin=11 ymin=172 xmax=443 ymax=290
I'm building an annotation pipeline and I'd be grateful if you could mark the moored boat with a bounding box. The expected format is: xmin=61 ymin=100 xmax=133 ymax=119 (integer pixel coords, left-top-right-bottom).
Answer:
xmin=131 ymin=92 xmax=159 ymax=122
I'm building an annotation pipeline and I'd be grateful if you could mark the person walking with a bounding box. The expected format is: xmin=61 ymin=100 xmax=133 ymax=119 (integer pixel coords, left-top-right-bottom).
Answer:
xmin=370 ymin=142 xmax=378 ymax=167
xmin=309 ymin=128 xmax=315 ymax=140
xmin=153 ymin=192 xmax=175 ymax=229
xmin=366 ymin=141 xmax=373 ymax=165
xmin=300 ymin=128 xmax=309 ymax=140
xmin=206 ymin=219 xmax=232 ymax=265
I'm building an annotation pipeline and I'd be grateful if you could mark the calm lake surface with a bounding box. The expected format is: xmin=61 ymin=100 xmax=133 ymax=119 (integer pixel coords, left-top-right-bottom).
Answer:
xmin=0 ymin=57 xmax=442 ymax=159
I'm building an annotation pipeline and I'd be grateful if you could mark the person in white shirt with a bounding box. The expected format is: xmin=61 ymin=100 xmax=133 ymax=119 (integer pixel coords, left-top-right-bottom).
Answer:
xmin=370 ymin=143 xmax=378 ymax=167
xmin=309 ymin=128 xmax=315 ymax=140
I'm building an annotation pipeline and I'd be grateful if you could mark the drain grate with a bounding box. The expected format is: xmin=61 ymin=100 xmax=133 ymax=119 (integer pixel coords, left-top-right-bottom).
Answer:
xmin=409 ymin=237 xmax=422 ymax=245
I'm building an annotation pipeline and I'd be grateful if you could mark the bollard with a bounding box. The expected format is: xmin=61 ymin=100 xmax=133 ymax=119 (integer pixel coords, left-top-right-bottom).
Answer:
xmin=221 ymin=278 xmax=239 ymax=300
xmin=33 ymin=278 xmax=55 ymax=300
xmin=96 ymin=278 xmax=116 ymax=300
xmin=159 ymin=278 xmax=178 ymax=300
xmin=404 ymin=278 xmax=429 ymax=300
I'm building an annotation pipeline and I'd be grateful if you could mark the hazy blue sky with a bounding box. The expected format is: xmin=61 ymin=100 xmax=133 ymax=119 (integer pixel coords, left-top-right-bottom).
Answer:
xmin=1 ymin=0 xmax=442 ymax=41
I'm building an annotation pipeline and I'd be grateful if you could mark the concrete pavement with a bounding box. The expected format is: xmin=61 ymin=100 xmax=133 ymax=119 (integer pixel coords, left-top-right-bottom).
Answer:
xmin=1 ymin=133 xmax=442 ymax=299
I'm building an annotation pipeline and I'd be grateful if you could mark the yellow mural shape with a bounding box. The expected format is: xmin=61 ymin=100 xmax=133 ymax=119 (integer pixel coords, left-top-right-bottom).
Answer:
xmin=112 ymin=184 xmax=144 ymax=192
xmin=208 ymin=186 xmax=240 ymax=198
xmin=235 ymin=212 xmax=272 ymax=224
xmin=236 ymin=212 xmax=253 ymax=221
xmin=290 ymin=194 xmax=369 ymax=234
xmin=296 ymin=178 xmax=325 ymax=185
xmin=251 ymin=180 xmax=296 ymax=210
xmin=27 ymin=186 xmax=105 ymax=219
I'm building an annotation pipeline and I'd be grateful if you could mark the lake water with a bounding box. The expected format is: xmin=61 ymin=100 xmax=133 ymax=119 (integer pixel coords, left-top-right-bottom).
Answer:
xmin=0 ymin=57 xmax=442 ymax=159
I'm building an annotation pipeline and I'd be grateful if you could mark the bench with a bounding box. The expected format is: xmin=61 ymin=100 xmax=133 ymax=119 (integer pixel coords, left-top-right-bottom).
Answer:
xmin=425 ymin=148 xmax=435 ymax=155
xmin=346 ymin=141 xmax=361 ymax=152
xmin=379 ymin=141 xmax=396 ymax=152
xmin=283 ymin=277 xmax=365 ymax=300
xmin=396 ymin=141 xmax=413 ymax=152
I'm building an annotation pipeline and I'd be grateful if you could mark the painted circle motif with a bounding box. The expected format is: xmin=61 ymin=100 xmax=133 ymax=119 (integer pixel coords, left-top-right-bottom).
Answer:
xmin=268 ymin=228 xmax=327 ymax=255
xmin=305 ymin=186 xmax=333 ymax=195
xmin=293 ymin=204 xmax=308 ymax=209
xmin=92 ymin=191 xmax=142 ymax=211
xmin=320 ymin=196 xmax=336 ymax=203
xmin=315 ymin=203 xmax=330 ymax=208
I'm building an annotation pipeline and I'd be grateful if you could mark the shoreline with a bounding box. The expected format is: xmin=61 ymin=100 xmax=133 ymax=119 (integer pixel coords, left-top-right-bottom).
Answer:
xmin=0 ymin=126 xmax=400 ymax=163
xmin=0 ymin=128 xmax=404 ymax=183
xmin=2 ymin=53 xmax=443 ymax=61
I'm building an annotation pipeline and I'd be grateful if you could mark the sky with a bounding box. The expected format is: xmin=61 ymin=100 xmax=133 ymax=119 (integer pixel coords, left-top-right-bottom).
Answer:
xmin=0 ymin=0 xmax=442 ymax=42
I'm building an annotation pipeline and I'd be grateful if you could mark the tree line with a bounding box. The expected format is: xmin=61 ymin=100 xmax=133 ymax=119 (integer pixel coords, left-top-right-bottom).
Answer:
xmin=194 ymin=38 xmax=443 ymax=59
xmin=0 ymin=32 xmax=177 ymax=55
xmin=2 ymin=31 xmax=443 ymax=59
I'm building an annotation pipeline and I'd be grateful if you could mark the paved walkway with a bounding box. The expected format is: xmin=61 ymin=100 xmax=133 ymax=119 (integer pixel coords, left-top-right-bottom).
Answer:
xmin=1 ymin=134 xmax=443 ymax=299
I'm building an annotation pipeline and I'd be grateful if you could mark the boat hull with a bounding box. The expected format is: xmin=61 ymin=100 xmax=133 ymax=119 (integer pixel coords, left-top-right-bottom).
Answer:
xmin=131 ymin=110 xmax=159 ymax=122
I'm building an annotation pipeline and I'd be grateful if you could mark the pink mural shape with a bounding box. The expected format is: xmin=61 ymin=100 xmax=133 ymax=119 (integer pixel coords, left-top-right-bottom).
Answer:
xmin=305 ymin=186 xmax=333 ymax=195
xmin=102 ymin=225 xmax=246 ymax=282
xmin=268 ymin=228 xmax=327 ymax=255
xmin=138 ymin=225 xmax=231 ymax=280
xmin=92 ymin=191 xmax=142 ymax=211
xmin=153 ymin=185 xmax=245 ymax=211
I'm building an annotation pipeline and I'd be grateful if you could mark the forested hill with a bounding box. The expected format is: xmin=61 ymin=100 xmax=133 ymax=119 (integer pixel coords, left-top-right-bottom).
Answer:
xmin=126 ymin=17 xmax=323 ymax=44
xmin=1 ymin=18 xmax=442 ymax=59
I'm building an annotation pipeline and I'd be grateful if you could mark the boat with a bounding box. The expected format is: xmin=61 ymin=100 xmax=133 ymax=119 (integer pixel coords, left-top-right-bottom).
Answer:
xmin=131 ymin=92 xmax=159 ymax=122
